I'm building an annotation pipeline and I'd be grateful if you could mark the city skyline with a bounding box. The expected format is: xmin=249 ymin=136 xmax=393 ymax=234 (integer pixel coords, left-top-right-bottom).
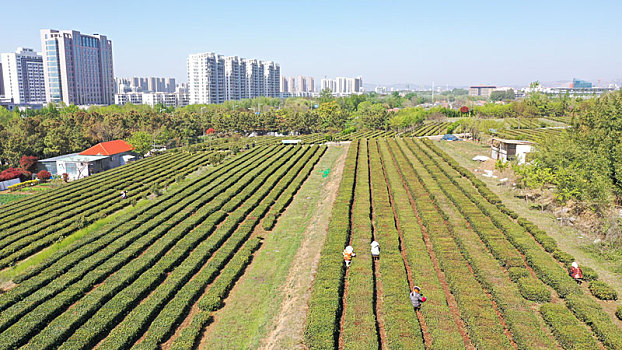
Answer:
xmin=0 ymin=0 xmax=621 ymax=87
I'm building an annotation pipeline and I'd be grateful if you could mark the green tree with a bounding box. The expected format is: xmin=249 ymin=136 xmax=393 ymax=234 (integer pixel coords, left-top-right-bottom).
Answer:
xmin=355 ymin=101 xmax=389 ymax=129
xmin=319 ymin=88 xmax=334 ymax=103
xmin=316 ymin=101 xmax=347 ymax=130
xmin=127 ymin=131 xmax=153 ymax=156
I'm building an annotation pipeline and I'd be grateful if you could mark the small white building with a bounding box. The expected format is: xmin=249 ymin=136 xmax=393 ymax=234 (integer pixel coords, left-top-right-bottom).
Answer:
xmin=282 ymin=139 xmax=302 ymax=145
xmin=38 ymin=140 xmax=136 ymax=180
xmin=491 ymin=138 xmax=534 ymax=164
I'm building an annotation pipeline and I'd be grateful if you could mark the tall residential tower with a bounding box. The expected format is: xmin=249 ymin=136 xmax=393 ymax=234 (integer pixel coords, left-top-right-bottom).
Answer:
xmin=40 ymin=29 xmax=114 ymax=105
xmin=188 ymin=52 xmax=280 ymax=105
xmin=1 ymin=48 xmax=46 ymax=104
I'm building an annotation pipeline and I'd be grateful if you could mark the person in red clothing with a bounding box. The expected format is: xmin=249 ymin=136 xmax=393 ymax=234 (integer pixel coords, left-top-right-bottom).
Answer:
xmin=570 ymin=261 xmax=583 ymax=284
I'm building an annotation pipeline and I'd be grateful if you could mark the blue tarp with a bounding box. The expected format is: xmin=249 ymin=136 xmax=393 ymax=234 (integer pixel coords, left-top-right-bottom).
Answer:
xmin=441 ymin=134 xmax=460 ymax=141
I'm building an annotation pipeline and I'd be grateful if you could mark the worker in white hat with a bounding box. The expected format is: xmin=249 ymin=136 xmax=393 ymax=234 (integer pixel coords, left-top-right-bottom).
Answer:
xmin=343 ymin=246 xmax=355 ymax=267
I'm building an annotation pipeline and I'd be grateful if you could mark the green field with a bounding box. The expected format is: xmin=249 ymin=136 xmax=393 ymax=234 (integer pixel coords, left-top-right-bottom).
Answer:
xmin=0 ymin=136 xmax=620 ymax=350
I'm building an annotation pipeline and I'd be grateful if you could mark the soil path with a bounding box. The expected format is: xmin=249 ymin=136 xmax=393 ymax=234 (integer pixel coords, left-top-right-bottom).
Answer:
xmin=259 ymin=145 xmax=348 ymax=350
xmin=200 ymin=145 xmax=348 ymax=350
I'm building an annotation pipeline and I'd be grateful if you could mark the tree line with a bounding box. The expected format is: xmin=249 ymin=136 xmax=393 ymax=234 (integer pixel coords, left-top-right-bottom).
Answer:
xmin=0 ymin=90 xmax=583 ymax=167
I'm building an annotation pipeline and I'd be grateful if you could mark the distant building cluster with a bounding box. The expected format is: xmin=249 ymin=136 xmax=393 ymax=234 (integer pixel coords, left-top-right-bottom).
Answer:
xmin=468 ymin=85 xmax=497 ymax=97
xmin=570 ymin=78 xmax=592 ymax=89
xmin=187 ymin=52 xmax=280 ymax=105
xmin=280 ymin=75 xmax=315 ymax=97
xmin=116 ymin=77 xmax=176 ymax=93
xmin=320 ymin=76 xmax=363 ymax=96
xmin=114 ymin=77 xmax=188 ymax=108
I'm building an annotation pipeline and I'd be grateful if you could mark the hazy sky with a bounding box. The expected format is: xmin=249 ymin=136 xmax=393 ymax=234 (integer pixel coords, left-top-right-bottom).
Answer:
xmin=1 ymin=0 xmax=620 ymax=86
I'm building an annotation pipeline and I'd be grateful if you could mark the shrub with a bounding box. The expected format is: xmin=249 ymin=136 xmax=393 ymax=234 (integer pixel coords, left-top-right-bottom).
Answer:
xmin=7 ymin=179 xmax=39 ymax=191
xmin=150 ymin=182 xmax=162 ymax=197
xmin=518 ymin=277 xmax=551 ymax=302
xmin=19 ymin=155 xmax=39 ymax=173
xmin=508 ymin=267 xmax=530 ymax=282
xmin=37 ymin=170 xmax=52 ymax=182
xmin=565 ymin=294 xmax=622 ymax=349
xmin=0 ymin=167 xmax=30 ymax=182
xmin=540 ymin=303 xmax=600 ymax=349
xmin=616 ymin=305 xmax=622 ymax=321
xmin=208 ymin=153 xmax=225 ymax=164
xmin=552 ymin=250 xmax=574 ymax=266
xmin=580 ymin=266 xmax=598 ymax=281
xmin=589 ymin=281 xmax=618 ymax=300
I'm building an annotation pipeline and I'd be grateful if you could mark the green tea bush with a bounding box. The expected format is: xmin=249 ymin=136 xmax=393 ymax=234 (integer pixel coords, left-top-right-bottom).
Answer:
xmin=508 ymin=267 xmax=530 ymax=282
xmin=518 ymin=277 xmax=551 ymax=302
xmin=540 ymin=303 xmax=600 ymax=349
xmin=580 ymin=266 xmax=598 ymax=281
xmin=589 ymin=281 xmax=618 ymax=300
xmin=552 ymin=250 xmax=574 ymax=266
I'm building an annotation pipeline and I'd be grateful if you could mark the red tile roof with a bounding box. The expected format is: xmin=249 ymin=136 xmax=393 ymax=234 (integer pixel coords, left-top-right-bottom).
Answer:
xmin=79 ymin=140 xmax=135 ymax=156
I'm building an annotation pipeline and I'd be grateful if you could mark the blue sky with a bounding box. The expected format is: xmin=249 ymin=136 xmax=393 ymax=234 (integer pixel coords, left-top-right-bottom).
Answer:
xmin=1 ymin=0 xmax=620 ymax=86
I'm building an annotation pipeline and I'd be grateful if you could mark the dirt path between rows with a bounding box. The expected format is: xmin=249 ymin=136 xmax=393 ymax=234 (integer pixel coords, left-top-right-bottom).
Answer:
xmin=256 ymin=145 xmax=349 ymax=350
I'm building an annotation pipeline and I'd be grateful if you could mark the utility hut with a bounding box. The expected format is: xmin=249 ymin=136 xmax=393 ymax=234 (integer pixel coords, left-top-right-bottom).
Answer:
xmin=491 ymin=138 xmax=533 ymax=164
xmin=38 ymin=140 xmax=136 ymax=180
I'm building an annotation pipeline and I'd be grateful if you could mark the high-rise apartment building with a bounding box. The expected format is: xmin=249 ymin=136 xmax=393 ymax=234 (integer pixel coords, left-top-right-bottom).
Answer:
xmin=288 ymin=76 xmax=296 ymax=94
xmin=321 ymin=76 xmax=363 ymax=95
xmin=116 ymin=77 xmax=176 ymax=93
xmin=188 ymin=52 xmax=280 ymax=105
xmin=1 ymin=48 xmax=46 ymax=104
xmin=263 ymin=61 xmax=280 ymax=98
xmin=40 ymin=29 xmax=114 ymax=105
xmin=296 ymin=76 xmax=307 ymax=93
xmin=0 ymin=63 xmax=4 ymax=97
xmin=281 ymin=75 xmax=315 ymax=95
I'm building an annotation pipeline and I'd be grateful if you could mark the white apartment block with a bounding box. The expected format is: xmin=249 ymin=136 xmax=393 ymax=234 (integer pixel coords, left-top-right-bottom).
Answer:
xmin=116 ymin=77 xmax=176 ymax=93
xmin=1 ymin=48 xmax=46 ymax=104
xmin=321 ymin=78 xmax=336 ymax=93
xmin=188 ymin=52 xmax=280 ymax=105
xmin=321 ymin=76 xmax=363 ymax=96
xmin=115 ymin=93 xmax=142 ymax=105
xmin=288 ymin=76 xmax=296 ymax=94
xmin=0 ymin=63 xmax=4 ymax=96
xmin=297 ymin=76 xmax=307 ymax=93
xmin=282 ymin=75 xmax=315 ymax=95
xmin=114 ymin=91 xmax=189 ymax=108
xmin=40 ymin=29 xmax=114 ymax=105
